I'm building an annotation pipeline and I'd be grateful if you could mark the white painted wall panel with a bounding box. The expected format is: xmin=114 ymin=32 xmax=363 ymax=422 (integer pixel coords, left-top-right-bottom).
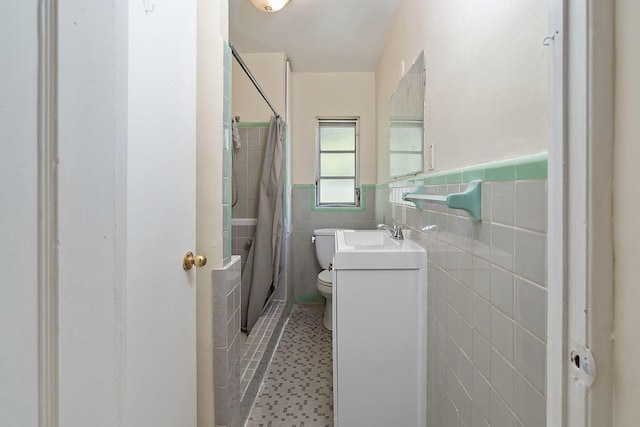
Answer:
xmin=232 ymin=52 xmax=287 ymax=122
xmin=57 ymin=1 xmax=124 ymax=425
xmin=291 ymin=72 xmax=377 ymax=184
xmin=0 ymin=1 xmax=39 ymax=424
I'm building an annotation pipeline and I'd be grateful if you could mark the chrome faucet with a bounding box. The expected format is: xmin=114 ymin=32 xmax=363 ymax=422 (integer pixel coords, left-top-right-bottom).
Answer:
xmin=376 ymin=223 xmax=404 ymax=240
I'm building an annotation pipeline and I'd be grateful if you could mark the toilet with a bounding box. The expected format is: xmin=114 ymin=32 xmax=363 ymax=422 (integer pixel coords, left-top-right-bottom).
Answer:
xmin=313 ymin=228 xmax=345 ymax=331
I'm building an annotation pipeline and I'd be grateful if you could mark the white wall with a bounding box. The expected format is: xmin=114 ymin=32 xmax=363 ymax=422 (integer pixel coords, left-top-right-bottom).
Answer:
xmin=57 ymin=1 xmax=126 ymax=424
xmin=0 ymin=1 xmax=39 ymax=424
xmin=291 ymin=72 xmax=377 ymax=184
xmin=197 ymin=1 xmax=226 ymax=269
xmin=196 ymin=0 xmax=227 ymax=425
xmin=232 ymin=52 xmax=287 ymax=122
xmin=613 ymin=0 xmax=640 ymax=422
xmin=376 ymin=0 xmax=547 ymax=182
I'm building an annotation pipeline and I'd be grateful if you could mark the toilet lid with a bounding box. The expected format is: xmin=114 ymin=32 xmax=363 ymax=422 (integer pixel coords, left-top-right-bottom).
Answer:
xmin=318 ymin=269 xmax=333 ymax=286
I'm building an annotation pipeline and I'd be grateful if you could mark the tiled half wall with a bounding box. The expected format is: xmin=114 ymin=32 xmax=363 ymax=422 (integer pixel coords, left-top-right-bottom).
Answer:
xmin=291 ymin=184 xmax=377 ymax=302
xmin=376 ymin=153 xmax=548 ymax=427
xmin=211 ymin=256 xmax=242 ymax=427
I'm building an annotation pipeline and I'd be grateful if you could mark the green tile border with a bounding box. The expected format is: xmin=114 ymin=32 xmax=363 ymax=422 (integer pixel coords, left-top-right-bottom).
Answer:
xmin=235 ymin=122 xmax=270 ymax=128
xmin=514 ymin=154 xmax=548 ymax=180
xmin=393 ymin=152 xmax=548 ymax=186
xmin=294 ymin=295 xmax=326 ymax=304
xmin=292 ymin=184 xmax=375 ymax=212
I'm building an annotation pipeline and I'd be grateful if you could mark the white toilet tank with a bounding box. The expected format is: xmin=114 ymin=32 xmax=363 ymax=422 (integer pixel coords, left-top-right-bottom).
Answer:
xmin=313 ymin=228 xmax=340 ymax=269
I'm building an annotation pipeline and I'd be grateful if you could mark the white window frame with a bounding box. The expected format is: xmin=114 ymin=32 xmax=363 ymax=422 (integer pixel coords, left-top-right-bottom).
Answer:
xmin=315 ymin=117 xmax=360 ymax=207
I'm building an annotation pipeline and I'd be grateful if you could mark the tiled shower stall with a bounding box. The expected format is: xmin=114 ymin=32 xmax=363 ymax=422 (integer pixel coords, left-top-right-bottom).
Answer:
xmin=209 ymin=49 xmax=291 ymax=427
xmin=231 ymin=123 xmax=267 ymax=276
xmin=376 ymin=154 xmax=548 ymax=427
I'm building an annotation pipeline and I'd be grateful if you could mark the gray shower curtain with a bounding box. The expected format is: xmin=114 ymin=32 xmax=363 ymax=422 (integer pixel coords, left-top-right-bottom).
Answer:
xmin=241 ymin=116 xmax=285 ymax=333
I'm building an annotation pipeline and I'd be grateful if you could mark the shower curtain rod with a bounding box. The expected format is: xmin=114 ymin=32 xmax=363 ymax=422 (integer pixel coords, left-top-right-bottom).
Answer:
xmin=228 ymin=41 xmax=281 ymax=119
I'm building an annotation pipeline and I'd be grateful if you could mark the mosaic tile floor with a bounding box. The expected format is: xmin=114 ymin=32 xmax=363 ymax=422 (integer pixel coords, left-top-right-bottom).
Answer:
xmin=245 ymin=304 xmax=333 ymax=427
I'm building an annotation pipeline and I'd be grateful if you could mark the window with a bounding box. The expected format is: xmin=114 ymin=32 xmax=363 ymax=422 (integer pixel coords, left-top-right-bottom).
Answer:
xmin=389 ymin=120 xmax=424 ymax=178
xmin=316 ymin=118 xmax=359 ymax=207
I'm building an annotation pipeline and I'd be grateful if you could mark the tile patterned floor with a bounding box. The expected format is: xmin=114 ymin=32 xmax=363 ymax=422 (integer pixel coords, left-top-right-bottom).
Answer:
xmin=245 ymin=304 xmax=333 ymax=427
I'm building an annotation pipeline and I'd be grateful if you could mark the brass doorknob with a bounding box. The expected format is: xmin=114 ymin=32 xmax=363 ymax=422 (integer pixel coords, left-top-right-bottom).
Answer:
xmin=183 ymin=251 xmax=207 ymax=270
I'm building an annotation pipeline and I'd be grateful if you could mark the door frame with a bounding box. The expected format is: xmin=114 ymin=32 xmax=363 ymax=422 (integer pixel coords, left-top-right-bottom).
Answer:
xmin=547 ymin=0 xmax=614 ymax=425
xmin=37 ymin=0 xmax=59 ymax=424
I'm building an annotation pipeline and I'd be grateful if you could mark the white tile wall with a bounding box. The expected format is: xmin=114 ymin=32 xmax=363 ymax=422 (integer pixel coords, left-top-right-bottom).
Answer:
xmin=473 ymin=295 xmax=492 ymax=342
xmin=211 ymin=256 xmax=242 ymax=427
xmin=492 ymin=348 xmax=515 ymax=409
xmin=491 ymin=308 xmax=515 ymax=363
xmin=377 ymin=178 xmax=547 ymax=427
xmin=515 ymin=181 xmax=547 ymax=232
xmin=492 ymin=182 xmax=515 ymax=225
xmin=232 ymin=126 xmax=268 ymax=220
xmin=473 ymin=330 xmax=491 ymax=379
xmin=516 ymin=374 xmax=546 ymax=427
xmin=515 ymin=277 xmax=547 ymax=340
xmin=473 ymin=257 xmax=492 ymax=301
xmin=492 ymin=224 xmax=514 ymax=270
xmin=491 ymin=266 xmax=514 ymax=317
xmin=515 ymin=229 xmax=546 ymax=286
xmin=492 ymin=389 xmax=516 ymax=427
xmin=515 ymin=325 xmax=546 ymax=395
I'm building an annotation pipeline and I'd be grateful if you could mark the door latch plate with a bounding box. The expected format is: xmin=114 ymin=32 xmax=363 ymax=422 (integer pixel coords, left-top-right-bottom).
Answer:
xmin=570 ymin=344 xmax=596 ymax=387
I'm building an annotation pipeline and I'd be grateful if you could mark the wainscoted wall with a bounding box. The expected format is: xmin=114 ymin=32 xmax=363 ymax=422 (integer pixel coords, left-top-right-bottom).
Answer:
xmin=291 ymin=184 xmax=377 ymax=301
xmin=376 ymin=154 xmax=548 ymax=427
xmin=211 ymin=256 xmax=242 ymax=427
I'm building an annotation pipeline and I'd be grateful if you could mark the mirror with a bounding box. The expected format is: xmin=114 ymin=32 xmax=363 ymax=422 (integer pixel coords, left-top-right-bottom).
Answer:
xmin=389 ymin=51 xmax=425 ymax=179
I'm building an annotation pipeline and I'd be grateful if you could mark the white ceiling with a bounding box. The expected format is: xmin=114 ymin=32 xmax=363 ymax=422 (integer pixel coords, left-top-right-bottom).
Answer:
xmin=229 ymin=0 xmax=401 ymax=72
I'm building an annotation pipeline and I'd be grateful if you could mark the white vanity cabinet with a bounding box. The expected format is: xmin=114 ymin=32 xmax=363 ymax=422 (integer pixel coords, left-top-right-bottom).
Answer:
xmin=332 ymin=230 xmax=427 ymax=427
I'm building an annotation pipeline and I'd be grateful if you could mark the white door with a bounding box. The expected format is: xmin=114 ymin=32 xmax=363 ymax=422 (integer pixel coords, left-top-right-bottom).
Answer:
xmin=1 ymin=1 xmax=201 ymax=425
xmin=125 ymin=2 xmax=199 ymax=425
xmin=0 ymin=1 xmax=39 ymax=425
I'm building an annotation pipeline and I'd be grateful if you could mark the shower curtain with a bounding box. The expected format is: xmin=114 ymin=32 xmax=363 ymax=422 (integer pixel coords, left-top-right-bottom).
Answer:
xmin=241 ymin=116 xmax=285 ymax=333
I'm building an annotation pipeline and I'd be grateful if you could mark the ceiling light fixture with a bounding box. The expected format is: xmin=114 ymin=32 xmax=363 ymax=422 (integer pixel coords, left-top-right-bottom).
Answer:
xmin=251 ymin=0 xmax=290 ymax=13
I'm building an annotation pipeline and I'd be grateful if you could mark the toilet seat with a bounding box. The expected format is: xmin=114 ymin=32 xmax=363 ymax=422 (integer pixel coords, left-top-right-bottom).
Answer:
xmin=317 ymin=269 xmax=333 ymax=286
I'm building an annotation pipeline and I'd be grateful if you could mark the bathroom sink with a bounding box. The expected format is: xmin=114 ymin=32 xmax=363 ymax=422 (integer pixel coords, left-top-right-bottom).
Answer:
xmin=332 ymin=229 xmax=427 ymax=425
xmin=334 ymin=230 xmax=426 ymax=270
xmin=341 ymin=230 xmax=398 ymax=248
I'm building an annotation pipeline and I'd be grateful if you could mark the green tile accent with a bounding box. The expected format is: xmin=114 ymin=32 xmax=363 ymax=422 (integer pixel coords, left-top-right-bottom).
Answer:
xmin=462 ymin=168 xmax=484 ymax=182
xmin=515 ymin=153 xmax=548 ymax=180
xmin=236 ymin=122 xmax=270 ymax=128
xmin=428 ymin=174 xmax=447 ymax=185
xmin=295 ymin=295 xmax=326 ymax=304
xmin=446 ymin=172 xmax=463 ymax=184
xmin=294 ymin=184 xmax=315 ymax=190
xmin=387 ymin=153 xmax=547 ymax=186
xmin=484 ymin=165 xmax=516 ymax=181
